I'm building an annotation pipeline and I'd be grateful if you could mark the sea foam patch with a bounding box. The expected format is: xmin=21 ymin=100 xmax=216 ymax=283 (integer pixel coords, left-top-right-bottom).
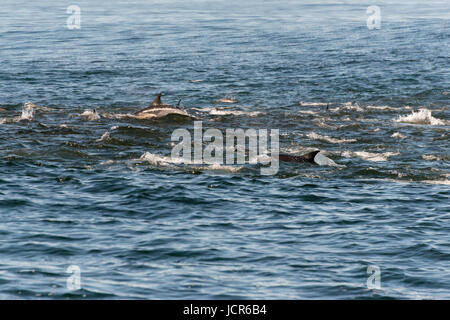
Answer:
xmin=394 ymin=109 xmax=448 ymax=125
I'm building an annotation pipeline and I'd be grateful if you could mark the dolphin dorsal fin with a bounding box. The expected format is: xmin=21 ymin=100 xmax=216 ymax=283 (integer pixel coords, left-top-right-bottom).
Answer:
xmin=151 ymin=93 xmax=162 ymax=106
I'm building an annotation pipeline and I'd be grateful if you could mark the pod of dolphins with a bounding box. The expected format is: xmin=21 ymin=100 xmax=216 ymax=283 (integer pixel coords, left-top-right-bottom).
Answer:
xmin=135 ymin=93 xmax=328 ymax=166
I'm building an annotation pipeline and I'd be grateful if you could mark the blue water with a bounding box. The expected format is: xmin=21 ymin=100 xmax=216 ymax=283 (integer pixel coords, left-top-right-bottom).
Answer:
xmin=0 ymin=0 xmax=449 ymax=299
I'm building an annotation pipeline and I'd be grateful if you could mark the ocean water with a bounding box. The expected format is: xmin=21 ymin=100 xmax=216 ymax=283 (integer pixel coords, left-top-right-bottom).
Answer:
xmin=0 ymin=0 xmax=449 ymax=299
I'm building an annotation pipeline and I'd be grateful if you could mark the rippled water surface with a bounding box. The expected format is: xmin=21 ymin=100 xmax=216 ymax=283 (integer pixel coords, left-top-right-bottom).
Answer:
xmin=0 ymin=0 xmax=449 ymax=299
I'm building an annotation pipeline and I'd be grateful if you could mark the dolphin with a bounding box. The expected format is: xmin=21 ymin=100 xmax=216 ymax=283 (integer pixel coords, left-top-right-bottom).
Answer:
xmin=134 ymin=93 xmax=191 ymax=119
xmin=279 ymin=150 xmax=321 ymax=164
xmin=279 ymin=150 xmax=342 ymax=167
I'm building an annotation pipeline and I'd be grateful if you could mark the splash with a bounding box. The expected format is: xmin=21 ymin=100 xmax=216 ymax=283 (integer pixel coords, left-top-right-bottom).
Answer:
xmin=139 ymin=152 xmax=183 ymax=166
xmin=394 ymin=109 xmax=447 ymax=125
xmin=96 ymin=131 xmax=111 ymax=142
xmin=314 ymin=152 xmax=345 ymax=167
xmin=1 ymin=102 xmax=36 ymax=123
xmin=80 ymin=109 xmax=100 ymax=121
xmin=19 ymin=102 xmax=36 ymax=121
xmin=342 ymin=102 xmax=364 ymax=112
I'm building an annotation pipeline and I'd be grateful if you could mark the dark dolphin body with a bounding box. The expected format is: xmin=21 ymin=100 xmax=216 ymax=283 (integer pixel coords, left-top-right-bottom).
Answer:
xmin=279 ymin=150 xmax=321 ymax=164
xmin=134 ymin=93 xmax=191 ymax=118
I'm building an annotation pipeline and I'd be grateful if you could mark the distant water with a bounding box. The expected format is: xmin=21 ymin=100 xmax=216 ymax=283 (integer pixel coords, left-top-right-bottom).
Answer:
xmin=0 ymin=0 xmax=449 ymax=299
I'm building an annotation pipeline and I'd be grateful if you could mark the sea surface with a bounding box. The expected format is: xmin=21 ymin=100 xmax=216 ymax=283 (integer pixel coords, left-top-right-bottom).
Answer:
xmin=0 ymin=0 xmax=449 ymax=299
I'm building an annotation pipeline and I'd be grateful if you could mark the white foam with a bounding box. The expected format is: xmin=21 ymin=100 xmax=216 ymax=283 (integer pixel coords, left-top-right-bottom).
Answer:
xmin=194 ymin=107 xmax=262 ymax=117
xmin=366 ymin=105 xmax=401 ymax=111
xmin=299 ymin=101 xmax=328 ymax=106
xmin=307 ymin=132 xmax=357 ymax=144
xmin=139 ymin=151 xmax=242 ymax=173
xmin=298 ymin=110 xmax=319 ymax=115
xmin=19 ymin=102 xmax=35 ymax=121
xmin=394 ymin=109 xmax=447 ymax=125
xmin=0 ymin=103 xmax=39 ymax=123
xmin=314 ymin=152 xmax=345 ymax=167
xmin=343 ymin=102 xmax=364 ymax=112
xmin=140 ymin=152 xmax=185 ymax=166
xmin=80 ymin=109 xmax=100 ymax=121
xmin=215 ymin=98 xmax=238 ymax=103
xmin=391 ymin=132 xmax=406 ymax=139
xmin=422 ymin=154 xmax=442 ymax=161
xmin=313 ymin=120 xmax=336 ymax=129
xmin=23 ymin=102 xmax=54 ymax=112
xmin=96 ymin=131 xmax=110 ymax=142
xmin=99 ymin=160 xmax=115 ymax=165
xmin=342 ymin=150 xmax=400 ymax=162
xmin=422 ymin=180 xmax=450 ymax=185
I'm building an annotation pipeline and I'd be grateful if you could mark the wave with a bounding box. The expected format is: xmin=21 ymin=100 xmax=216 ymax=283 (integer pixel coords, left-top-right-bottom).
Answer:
xmin=307 ymin=132 xmax=357 ymax=144
xmin=341 ymin=150 xmax=400 ymax=162
xmin=394 ymin=109 xmax=448 ymax=125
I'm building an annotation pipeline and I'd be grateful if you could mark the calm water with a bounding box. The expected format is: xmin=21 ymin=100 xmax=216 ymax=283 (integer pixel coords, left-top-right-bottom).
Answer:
xmin=0 ymin=0 xmax=449 ymax=299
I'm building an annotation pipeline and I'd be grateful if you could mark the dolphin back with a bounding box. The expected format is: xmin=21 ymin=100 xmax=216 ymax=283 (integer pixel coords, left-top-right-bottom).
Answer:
xmin=279 ymin=150 xmax=321 ymax=164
